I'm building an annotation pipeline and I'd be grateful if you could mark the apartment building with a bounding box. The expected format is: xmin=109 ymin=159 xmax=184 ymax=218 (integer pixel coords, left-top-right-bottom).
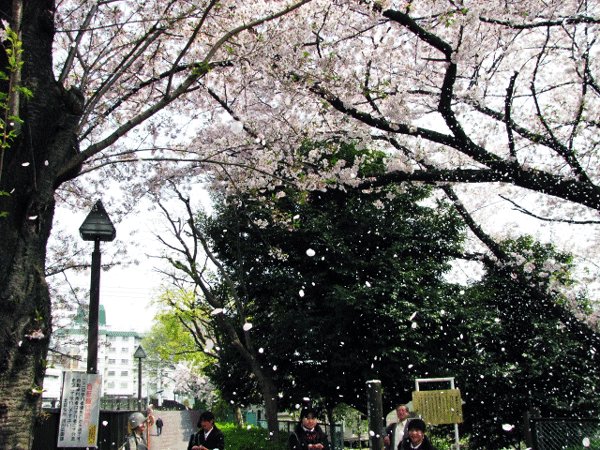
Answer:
xmin=44 ymin=305 xmax=148 ymax=405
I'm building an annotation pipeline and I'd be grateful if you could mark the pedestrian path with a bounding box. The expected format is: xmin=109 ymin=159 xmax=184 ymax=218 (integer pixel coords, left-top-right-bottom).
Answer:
xmin=148 ymin=410 xmax=199 ymax=450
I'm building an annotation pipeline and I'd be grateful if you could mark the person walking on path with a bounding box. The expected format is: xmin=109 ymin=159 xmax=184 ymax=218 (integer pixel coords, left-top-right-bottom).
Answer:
xmin=155 ymin=417 xmax=163 ymax=436
xmin=187 ymin=411 xmax=225 ymax=450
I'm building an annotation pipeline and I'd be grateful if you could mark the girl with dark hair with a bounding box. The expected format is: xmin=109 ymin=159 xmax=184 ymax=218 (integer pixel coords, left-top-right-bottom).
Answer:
xmin=288 ymin=408 xmax=330 ymax=450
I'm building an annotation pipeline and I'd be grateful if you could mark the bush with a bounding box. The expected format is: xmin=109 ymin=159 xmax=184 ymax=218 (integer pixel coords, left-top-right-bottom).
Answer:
xmin=219 ymin=423 xmax=290 ymax=450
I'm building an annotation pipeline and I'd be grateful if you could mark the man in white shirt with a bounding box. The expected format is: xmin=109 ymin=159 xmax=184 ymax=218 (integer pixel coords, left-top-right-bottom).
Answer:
xmin=382 ymin=405 xmax=410 ymax=450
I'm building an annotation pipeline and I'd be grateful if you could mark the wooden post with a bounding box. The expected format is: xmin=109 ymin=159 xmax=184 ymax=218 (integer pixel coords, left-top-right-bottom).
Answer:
xmin=367 ymin=380 xmax=384 ymax=450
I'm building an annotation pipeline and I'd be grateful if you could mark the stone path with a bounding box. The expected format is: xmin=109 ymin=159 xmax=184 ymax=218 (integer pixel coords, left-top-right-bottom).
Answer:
xmin=148 ymin=410 xmax=199 ymax=450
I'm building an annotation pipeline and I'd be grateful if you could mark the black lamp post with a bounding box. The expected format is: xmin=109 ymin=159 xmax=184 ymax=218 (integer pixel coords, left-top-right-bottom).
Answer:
xmin=134 ymin=345 xmax=147 ymax=411
xmin=79 ymin=200 xmax=116 ymax=374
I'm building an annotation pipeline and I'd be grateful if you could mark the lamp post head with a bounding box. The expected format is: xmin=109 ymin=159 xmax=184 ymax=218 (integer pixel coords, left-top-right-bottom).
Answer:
xmin=80 ymin=200 xmax=116 ymax=242
xmin=134 ymin=345 xmax=147 ymax=359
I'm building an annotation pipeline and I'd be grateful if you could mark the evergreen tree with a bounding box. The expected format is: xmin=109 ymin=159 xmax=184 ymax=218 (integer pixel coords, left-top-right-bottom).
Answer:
xmin=203 ymin=144 xmax=466 ymax=413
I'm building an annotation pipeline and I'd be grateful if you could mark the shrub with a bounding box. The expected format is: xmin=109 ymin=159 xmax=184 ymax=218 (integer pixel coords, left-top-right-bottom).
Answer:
xmin=219 ymin=423 xmax=290 ymax=450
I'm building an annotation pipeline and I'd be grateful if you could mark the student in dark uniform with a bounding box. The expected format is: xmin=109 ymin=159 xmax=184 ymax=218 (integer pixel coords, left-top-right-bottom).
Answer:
xmin=188 ymin=411 xmax=225 ymax=450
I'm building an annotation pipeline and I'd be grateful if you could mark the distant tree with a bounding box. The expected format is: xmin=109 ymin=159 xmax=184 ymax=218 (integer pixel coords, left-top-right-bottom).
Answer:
xmin=146 ymin=289 xmax=213 ymax=367
xmin=152 ymin=194 xmax=284 ymax=439
xmin=172 ymin=362 xmax=219 ymax=411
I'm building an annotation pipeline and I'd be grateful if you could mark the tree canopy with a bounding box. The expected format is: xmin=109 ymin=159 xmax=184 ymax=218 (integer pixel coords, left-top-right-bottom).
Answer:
xmin=204 ymin=180 xmax=464 ymax=408
xmin=2 ymin=1 xmax=600 ymax=448
xmin=179 ymin=168 xmax=600 ymax=449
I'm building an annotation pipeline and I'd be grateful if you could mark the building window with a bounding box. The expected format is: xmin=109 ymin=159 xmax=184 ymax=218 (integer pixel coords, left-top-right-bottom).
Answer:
xmin=107 ymin=382 xmax=115 ymax=388
xmin=121 ymin=371 xmax=128 ymax=377
xmin=109 ymin=348 xmax=116 ymax=354
xmin=121 ymin=359 xmax=129 ymax=364
xmin=108 ymin=371 xmax=116 ymax=377
xmin=120 ymin=382 xmax=128 ymax=389
xmin=121 ymin=347 xmax=128 ymax=353
xmin=108 ymin=359 xmax=116 ymax=365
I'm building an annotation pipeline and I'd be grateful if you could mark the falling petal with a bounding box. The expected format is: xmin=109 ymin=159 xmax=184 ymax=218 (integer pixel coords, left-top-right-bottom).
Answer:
xmin=243 ymin=323 xmax=253 ymax=331
xmin=22 ymin=162 xmax=30 ymax=167
xmin=231 ymin=121 xmax=244 ymax=135
xmin=211 ymin=308 xmax=224 ymax=315
xmin=306 ymin=249 xmax=315 ymax=257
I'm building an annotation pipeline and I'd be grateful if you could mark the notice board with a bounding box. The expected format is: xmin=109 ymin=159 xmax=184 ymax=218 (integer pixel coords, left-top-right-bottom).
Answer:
xmin=412 ymin=389 xmax=463 ymax=425
xmin=57 ymin=371 xmax=102 ymax=448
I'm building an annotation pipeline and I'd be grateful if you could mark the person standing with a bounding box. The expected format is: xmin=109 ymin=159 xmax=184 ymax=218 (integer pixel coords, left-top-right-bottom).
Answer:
xmin=188 ymin=411 xmax=225 ymax=450
xmin=155 ymin=416 xmax=164 ymax=436
xmin=383 ymin=405 xmax=411 ymax=450
xmin=288 ymin=407 xmax=330 ymax=450
xmin=122 ymin=412 xmax=148 ymax=450
xmin=399 ymin=419 xmax=437 ymax=450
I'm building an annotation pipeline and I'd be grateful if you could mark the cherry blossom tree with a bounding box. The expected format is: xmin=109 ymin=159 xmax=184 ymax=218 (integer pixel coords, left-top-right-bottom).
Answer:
xmin=2 ymin=1 xmax=600 ymax=448
xmin=0 ymin=1 xmax=313 ymax=448
xmin=172 ymin=362 xmax=219 ymax=409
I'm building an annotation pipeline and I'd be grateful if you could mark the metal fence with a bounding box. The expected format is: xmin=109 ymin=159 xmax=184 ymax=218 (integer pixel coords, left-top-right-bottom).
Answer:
xmin=529 ymin=418 xmax=600 ymax=450
xmin=101 ymin=396 xmax=143 ymax=411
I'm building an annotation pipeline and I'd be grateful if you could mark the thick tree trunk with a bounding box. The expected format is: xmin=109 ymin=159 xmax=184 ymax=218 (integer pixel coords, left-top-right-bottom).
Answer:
xmin=234 ymin=405 xmax=244 ymax=427
xmin=0 ymin=1 xmax=84 ymax=448
xmin=235 ymin=339 xmax=280 ymax=441
xmin=260 ymin=378 xmax=280 ymax=442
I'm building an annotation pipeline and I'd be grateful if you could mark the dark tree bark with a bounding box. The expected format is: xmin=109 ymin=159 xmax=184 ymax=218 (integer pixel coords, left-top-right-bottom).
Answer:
xmin=0 ymin=1 xmax=84 ymax=448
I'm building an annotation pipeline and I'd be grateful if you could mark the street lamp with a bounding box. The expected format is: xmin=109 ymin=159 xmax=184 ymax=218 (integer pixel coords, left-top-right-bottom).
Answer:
xmin=134 ymin=345 xmax=147 ymax=411
xmin=79 ymin=200 xmax=116 ymax=374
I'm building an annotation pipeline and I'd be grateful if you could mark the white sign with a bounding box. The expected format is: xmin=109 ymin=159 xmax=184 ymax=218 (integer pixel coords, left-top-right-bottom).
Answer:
xmin=57 ymin=371 xmax=102 ymax=448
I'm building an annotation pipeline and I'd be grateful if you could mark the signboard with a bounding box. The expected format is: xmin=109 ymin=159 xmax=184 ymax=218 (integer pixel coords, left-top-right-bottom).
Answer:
xmin=57 ymin=371 xmax=102 ymax=448
xmin=412 ymin=389 xmax=463 ymax=425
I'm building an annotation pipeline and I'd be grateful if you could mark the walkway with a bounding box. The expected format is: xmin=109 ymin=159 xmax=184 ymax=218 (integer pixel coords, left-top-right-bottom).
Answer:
xmin=148 ymin=410 xmax=199 ymax=450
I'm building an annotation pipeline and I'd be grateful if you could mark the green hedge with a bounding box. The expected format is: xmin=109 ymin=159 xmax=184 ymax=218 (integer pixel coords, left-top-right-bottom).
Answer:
xmin=219 ymin=423 xmax=290 ymax=450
